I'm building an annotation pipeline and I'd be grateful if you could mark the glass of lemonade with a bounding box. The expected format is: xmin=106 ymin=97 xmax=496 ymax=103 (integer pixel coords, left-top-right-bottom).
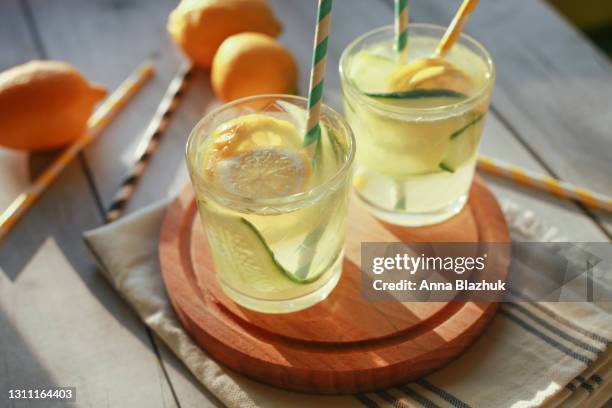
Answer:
xmin=186 ymin=95 xmax=355 ymax=313
xmin=340 ymin=24 xmax=495 ymax=226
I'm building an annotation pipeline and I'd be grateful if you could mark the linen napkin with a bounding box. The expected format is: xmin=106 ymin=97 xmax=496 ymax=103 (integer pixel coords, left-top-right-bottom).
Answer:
xmin=84 ymin=199 xmax=612 ymax=408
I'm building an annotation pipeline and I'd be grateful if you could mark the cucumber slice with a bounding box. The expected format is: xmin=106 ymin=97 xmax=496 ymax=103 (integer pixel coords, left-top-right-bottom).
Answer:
xmin=394 ymin=182 xmax=407 ymax=210
xmin=240 ymin=218 xmax=321 ymax=284
xmin=347 ymin=50 xmax=397 ymax=93
xmin=439 ymin=114 xmax=484 ymax=173
xmin=450 ymin=114 xmax=484 ymax=140
xmin=206 ymin=212 xmax=319 ymax=289
xmin=365 ymin=89 xmax=467 ymax=100
xmin=360 ymin=51 xmax=395 ymax=63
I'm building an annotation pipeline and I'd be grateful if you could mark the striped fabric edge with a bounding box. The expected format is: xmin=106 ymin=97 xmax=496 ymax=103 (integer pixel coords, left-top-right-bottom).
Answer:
xmin=408 ymin=305 xmax=605 ymax=408
xmin=355 ymin=386 xmax=445 ymax=408
xmin=414 ymin=379 xmax=471 ymax=408
xmin=355 ymin=393 xmax=380 ymax=408
xmin=499 ymin=307 xmax=594 ymax=365
xmin=560 ymin=365 xmax=612 ymax=407
xmin=504 ymin=302 xmax=606 ymax=356
xmin=507 ymin=289 xmax=611 ymax=346
xmin=527 ymin=302 xmax=610 ymax=346
xmin=565 ymin=350 xmax=612 ymax=395
xmin=514 ymin=294 xmax=612 ymax=400
xmin=377 ymin=389 xmax=413 ymax=408
xmin=397 ymin=385 xmax=442 ymax=408
xmin=498 ymin=305 xmax=610 ymax=403
xmin=353 ymin=302 xmax=606 ymax=408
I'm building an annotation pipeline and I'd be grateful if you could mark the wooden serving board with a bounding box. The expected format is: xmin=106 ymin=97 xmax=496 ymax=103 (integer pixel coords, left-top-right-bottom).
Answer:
xmin=159 ymin=176 xmax=510 ymax=394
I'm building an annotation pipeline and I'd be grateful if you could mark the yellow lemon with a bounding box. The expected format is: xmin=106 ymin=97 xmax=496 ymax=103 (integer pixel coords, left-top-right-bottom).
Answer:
xmin=0 ymin=60 xmax=107 ymax=151
xmin=211 ymin=32 xmax=297 ymax=102
xmin=168 ymin=0 xmax=282 ymax=68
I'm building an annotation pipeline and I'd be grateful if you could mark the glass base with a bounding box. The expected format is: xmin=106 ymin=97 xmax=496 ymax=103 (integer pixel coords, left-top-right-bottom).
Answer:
xmin=357 ymin=192 xmax=468 ymax=227
xmin=218 ymin=254 xmax=343 ymax=314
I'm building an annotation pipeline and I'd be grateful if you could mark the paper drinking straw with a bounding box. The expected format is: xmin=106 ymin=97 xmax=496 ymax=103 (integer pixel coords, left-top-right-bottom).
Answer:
xmin=478 ymin=155 xmax=612 ymax=213
xmin=303 ymin=0 xmax=333 ymax=149
xmin=392 ymin=0 xmax=409 ymax=207
xmin=394 ymin=0 xmax=409 ymax=62
xmin=436 ymin=0 xmax=480 ymax=57
xmin=105 ymin=63 xmax=193 ymax=223
xmin=0 ymin=62 xmax=155 ymax=242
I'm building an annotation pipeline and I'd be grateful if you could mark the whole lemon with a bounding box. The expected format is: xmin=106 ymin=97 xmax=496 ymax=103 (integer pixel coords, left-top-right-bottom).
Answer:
xmin=0 ymin=60 xmax=107 ymax=151
xmin=211 ymin=32 xmax=298 ymax=102
xmin=168 ymin=0 xmax=282 ymax=69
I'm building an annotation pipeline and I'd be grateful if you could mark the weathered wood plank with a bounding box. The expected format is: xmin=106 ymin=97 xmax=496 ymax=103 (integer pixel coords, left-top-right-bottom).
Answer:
xmin=0 ymin=0 xmax=40 ymax=70
xmin=0 ymin=1 xmax=178 ymax=406
xmin=395 ymin=0 xmax=612 ymax=234
xmin=21 ymin=0 xmax=221 ymax=405
xmin=156 ymin=342 xmax=225 ymax=408
xmin=481 ymin=115 xmax=609 ymax=242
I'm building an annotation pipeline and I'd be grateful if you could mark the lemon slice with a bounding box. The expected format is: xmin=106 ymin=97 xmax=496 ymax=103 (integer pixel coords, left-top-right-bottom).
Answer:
xmin=209 ymin=114 xmax=301 ymax=158
xmin=214 ymin=147 xmax=310 ymax=198
xmin=387 ymin=58 xmax=443 ymax=91
xmin=387 ymin=58 xmax=472 ymax=95
xmin=411 ymin=66 xmax=472 ymax=95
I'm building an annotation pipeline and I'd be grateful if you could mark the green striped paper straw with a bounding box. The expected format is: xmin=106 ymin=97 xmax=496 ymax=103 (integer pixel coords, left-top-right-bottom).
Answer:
xmin=395 ymin=0 xmax=409 ymax=61
xmin=304 ymin=0 xmax=333 ymax=148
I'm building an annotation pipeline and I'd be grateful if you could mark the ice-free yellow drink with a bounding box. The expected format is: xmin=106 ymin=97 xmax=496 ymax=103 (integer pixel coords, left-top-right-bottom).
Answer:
xmin=186 ymin=95 xmax=355 ymax=313
xmin=340 ymin=24 xmax=495 ymax=226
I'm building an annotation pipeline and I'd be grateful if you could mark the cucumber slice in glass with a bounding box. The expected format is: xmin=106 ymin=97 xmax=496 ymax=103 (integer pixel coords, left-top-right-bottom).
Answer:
xmin=439 ymin=114 xmax=484 ymax=172
xmin=206 ymin=212 xmax=320 ymax=289
xmin=364 ymin=89 xmax=467 ymax=100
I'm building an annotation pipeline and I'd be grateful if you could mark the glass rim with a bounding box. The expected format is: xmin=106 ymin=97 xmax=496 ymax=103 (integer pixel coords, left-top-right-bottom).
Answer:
xmin=185 ymin=94 xmax=356 ymax=208
xmin=339 ymin=23 xmax=496 ymax=116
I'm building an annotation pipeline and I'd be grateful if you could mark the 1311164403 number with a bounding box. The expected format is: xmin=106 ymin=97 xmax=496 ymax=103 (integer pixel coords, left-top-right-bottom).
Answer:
xmin=8 ymin=387 xmax=75 ymax=401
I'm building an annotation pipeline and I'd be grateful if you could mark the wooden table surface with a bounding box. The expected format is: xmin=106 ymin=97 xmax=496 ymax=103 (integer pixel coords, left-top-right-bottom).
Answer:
xmin=0 ymin=0 xmax=610 ymax=406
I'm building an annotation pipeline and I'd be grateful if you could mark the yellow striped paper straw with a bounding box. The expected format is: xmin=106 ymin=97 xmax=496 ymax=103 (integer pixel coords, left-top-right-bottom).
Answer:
xmin=304 ymin=0 xmax=333 ymax=149
xmin=105 ymin=63 xmax=193 ymax=223
xmin=478 ymin=155 xmax=612 ymax=213
xmin=0 ymin=62 xmax=155 ymax=242
xmin=394 ymin=0 xmax=409 ymax=62
xmin=436 ymin=0 xmax=480 ymax=57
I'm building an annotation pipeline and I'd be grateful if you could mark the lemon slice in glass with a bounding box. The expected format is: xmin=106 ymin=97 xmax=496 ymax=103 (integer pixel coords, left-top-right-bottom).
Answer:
xmin=214 ymin=147 xmax=311 ymax=199
xmin=387 ymin=58 xmax=473 ymax=95
xmin=209 ymin=114 xmax=301 ymax=158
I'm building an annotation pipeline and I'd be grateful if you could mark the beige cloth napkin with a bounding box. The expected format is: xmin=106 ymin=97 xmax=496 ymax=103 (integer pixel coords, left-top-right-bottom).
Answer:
xmin=84 ymin=200 xmax=612 ymax=408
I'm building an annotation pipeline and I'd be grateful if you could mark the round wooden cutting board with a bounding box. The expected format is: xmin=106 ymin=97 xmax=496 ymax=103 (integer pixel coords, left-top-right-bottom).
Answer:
xmin=159 ymin=176 xmax=510 ymax=394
